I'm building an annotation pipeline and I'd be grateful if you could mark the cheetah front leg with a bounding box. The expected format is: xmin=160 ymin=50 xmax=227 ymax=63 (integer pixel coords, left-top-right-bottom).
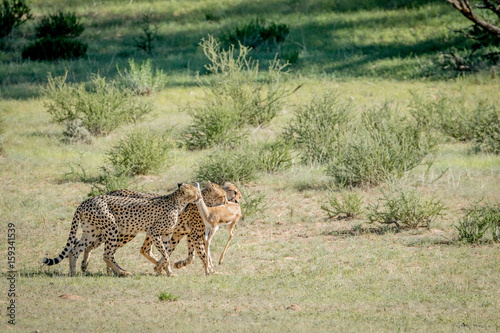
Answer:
xmin=149 ymin=232 xmax=173 ymax=277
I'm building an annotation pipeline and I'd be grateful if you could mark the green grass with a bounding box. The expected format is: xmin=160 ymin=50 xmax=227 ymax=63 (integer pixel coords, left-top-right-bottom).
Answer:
xmin=1 ymin=0 xmax=500 ymax=332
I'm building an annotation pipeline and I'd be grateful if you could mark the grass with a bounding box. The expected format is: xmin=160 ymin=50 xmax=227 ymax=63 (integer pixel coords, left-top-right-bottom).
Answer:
xmin=1 ymin=0 xmax=500 ymax=332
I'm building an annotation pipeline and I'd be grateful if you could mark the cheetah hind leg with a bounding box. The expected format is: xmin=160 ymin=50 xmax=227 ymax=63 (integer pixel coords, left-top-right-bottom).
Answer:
xmin=81 ymin=234 xmax=104 ymax=273
xmin=102 ymin=227 xmax=132 ymax=277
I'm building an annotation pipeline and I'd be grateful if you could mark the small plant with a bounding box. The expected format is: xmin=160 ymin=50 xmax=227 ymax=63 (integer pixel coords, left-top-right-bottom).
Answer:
xmin=455 ymin=204 xmax=500 ymax=243
xmin=22 ymin=10 xmax=87 ymax=60
xmin=88 ymin=167 xmax=133 ymax=197
xmin=221 ymin=18 xmax=290 ymax=52
xmin=283 ymin=92 xmax=352 ymax=164
xmin=157 ymin=291 xmax=179 ymax=302
xmin=321 ymin=190 xmax=364 ymax=219
xmin=135 ymin=12 xmax=159 ymax=55
xmin=240 ymin=189 xmax=268 ymax=221
xmin=0 ymin=0 xmax=32 ymax=39
xmin=367 ymin=179 xmax=445 ymax=229
xmin=116 ymin=59 xmax=168 ymax=96
xmin=43 ymin=72 xmax=153 ymax=136
xmin=106 ymin=129 xmax=174 ymax=176
xmin=195 ymin=145 xmax=259 ymax=184
xmin=61 ymin=119 xmax=92 ymax=144
xmin=257 ymin=140 xmax=294 ymax=173
xmin=470 ymin=103 xmax=500 ymax=154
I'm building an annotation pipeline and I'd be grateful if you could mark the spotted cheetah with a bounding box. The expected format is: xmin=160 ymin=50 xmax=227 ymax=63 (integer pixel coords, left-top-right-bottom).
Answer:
xmin=108 ymin=182 xmax=241 ymax=275
xmin=42 ymin=183 xmax=201 ymax=276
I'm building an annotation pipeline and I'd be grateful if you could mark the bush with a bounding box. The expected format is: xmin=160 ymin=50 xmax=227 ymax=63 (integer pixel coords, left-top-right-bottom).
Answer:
xmin=22 ymin=10 xmax=86 ymax=61
xmin=283 ymin=93 xmax=352 ymax=164
xmin=455 ymin=204 xmax=500 ymax=243
xmin=116 ymin=59 xmax=168 ymax=96
xmin=327 ymin=103 xmax=436 ymax=187
xmin=256 ymin=140 xmax=294 ymax=172
xmin=184 ymin=36 xmax=292 ymax=149
xmin=135 ymin=12 xmax=159 ymax=55
xmin=367 ymin=179 xmax=445 ymax=229
xmin=183 ymin=102 xmax=245 ymax=150
xmin=221 ymin=18 xmax=289 ymax=51
xmin=88 ymin=167 xmax=133 ymax=197
xmin=240 ymin=188 xmax=268 ymax=221
xmin=470 ymin=103 xmax=500 ymax=154
xmin=35 ymin=11 xmax=84 ymax=39
xmin=43 ymin=72 xmax=153 ymax=136
xmin=22 ymin=37 xmax=87 ymax=61
xmin=195 ymin=145 xmax=259 ymax=184
xmin=61 ymin=119 xmax=92 ymax=144
xmin=321 ymin=190 xmax=364 ymax=219
xmin=106 ymin=129 xmax=174 ymax=176
xmin=0 ymin=0 xmax=32 ymax=39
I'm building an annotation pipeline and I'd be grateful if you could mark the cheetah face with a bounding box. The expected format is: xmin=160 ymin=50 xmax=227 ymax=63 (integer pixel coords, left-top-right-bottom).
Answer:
xmin=223 ymin=182 xmax=242 ymax=203
xmin=178 ymin=183 xmax=202 ymax=212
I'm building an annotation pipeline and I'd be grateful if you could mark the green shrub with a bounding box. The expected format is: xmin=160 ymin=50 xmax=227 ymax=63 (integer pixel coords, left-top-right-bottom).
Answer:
xmin=22 ymin=11 xmax=86 ymax=61
xmin=22 ymin=37 xmax=87 ymax=61
xmin=455 ymin=204 xmax=500 ymax=243
xmin=35 ymin=11 xmax=84 ymax=39
xmin=61 ymin=119 xmax=92 ymax=144
xmin=195 ymin=145 xmax=259 ymax=184
xmin=135 ymin=12 xmax=159 ymax=55
xmin=240 ymin=188 xmax=268 ymax=221
xmin=201 ymin=36 xmax=291 ymax=126
xmin=221 ymin=18 xmax=289 ymax=51
xmin=367 ymin=179 xmax=445 ymax=229
xmin=116 ymin=59 xmax=168 ymax=96
xmin=256 ymin=140 xmax=294 ymax=172
xmin=283 ymin=93 xmax=352 ymax=164
xmin=0 ymin=0 xmax=32 ymax=39
xmin=43 ymin=72 xmax=153 ymax=136
xmin=182 ymin=103 xmax=244 ymax=150
xmin=321 ymin=190 xmax=364 ymax=219
xmin=106 ymin=129 xmax=174 ymax=176
xmin=327 ymin=103 xmax=436 ymax=187
xmin=157 ymin=291 xmax=179 ymax=302
xmin=88 ymin=167 xmax=133 ymax=197
xmin=470 ymin=103 xmax=500 ymax=154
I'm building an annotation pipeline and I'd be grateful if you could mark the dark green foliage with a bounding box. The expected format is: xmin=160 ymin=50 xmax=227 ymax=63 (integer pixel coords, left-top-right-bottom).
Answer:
xmin=0 ymin=0 xmax=32 ymax=38
xmin=367 ymin=180 xmax=445 ymax=229
xmin=455 ymin=204 xmax=500 ymax=243
xmin=327 ymin=103 xmax=436 ymax=187
xmin=283 ymin=93 xmax=352 ymax=164
xmin=221 ymin=18 xmax=289 ymax=51
xmin=135 ymin=12 xmax=159 ymax=55
xmin=22 ymin=10 xmax=86 ymax=61
xmin=106 ymin=129 xmax=174 ymax=176
xmin=22 ymin=37 xmax=87 ymax=60
xmin=35 ymin=11 xmax=84 ymax=39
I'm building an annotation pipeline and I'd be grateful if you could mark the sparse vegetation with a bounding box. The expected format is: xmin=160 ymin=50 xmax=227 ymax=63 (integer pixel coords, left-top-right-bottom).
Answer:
xmin=0 ymin=0 xmax=32 ymax=39
xmin=157 ymin=291 xmax=180 ymax=302
xmin=135 ymin=12 xmax=159 ymax=55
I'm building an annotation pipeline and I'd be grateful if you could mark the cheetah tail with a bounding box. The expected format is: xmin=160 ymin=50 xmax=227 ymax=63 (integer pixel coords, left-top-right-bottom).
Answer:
xmin=42 ymin=212 xmax=81 ymax=266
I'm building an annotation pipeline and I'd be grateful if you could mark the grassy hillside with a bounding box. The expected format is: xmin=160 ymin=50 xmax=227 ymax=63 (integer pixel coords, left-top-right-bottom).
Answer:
xmin=1 ymin=0 xmax=499 ymax=332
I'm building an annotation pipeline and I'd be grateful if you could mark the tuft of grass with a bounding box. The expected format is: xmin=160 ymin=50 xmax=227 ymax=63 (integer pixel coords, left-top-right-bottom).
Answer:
xmin=106 ymin=128 xmax=174 ymax=176
xmin=367 ymin=178 xmax=445 ymax=229
xmin=157 ymin=291 xmax=179 ymax=302
xmin=43 ymin=72 xmax=153 ymax=136
xmin=455 ymin=203 xmax=500 ymax=243
xmin=321 ymin=189 xmax=364 ymax=219
xmin=240 ymin=187 xmax=268 ymax=221
xmin=256 ymin=140 xmax=294 ymax=173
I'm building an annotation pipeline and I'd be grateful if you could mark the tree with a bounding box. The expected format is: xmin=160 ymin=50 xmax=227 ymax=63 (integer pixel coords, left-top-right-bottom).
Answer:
xmin=444 ymin=0 xmax=500 ymax=40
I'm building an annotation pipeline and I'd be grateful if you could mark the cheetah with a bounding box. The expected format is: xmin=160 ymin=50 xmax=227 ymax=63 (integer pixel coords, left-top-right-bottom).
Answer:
xmin=108 ymin=182 xmax=241 ymax=275
xmin=42 ymin=183 xmax=201 ymax=276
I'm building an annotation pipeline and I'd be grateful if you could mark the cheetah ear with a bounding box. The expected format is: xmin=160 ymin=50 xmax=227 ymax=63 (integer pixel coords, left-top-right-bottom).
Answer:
xmin=178 ymin=183 xmax=183 ymax=189
xmin=207 ymin=180 xmax=212 ymax=187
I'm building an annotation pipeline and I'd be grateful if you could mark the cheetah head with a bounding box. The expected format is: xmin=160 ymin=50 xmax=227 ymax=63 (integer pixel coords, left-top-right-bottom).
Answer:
xmin=177 ymin=183 xmax=202 ymax=212
xmin=223 ymin=182 xmax=242 ymax=203
xmin=202 ymin=181 xmax=228 ymax=206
